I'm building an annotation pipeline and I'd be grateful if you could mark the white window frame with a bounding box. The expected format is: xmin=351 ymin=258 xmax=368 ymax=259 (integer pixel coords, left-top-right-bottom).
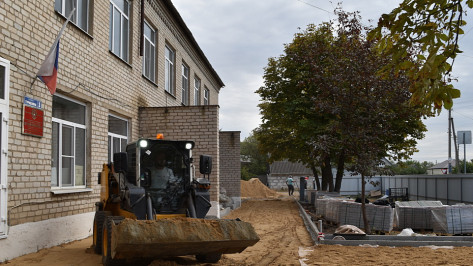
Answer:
xmin=165 ymin=45 xmax=175 ymax=95
xmin=0 ymin=58 xmax=10 ymax=238
xmin=51 ymin=95 xmax=87 ymax=189
xmin=203 ymin=87 xmax=209 ymax=105
xmin=142 ymin=21 xmax=156 ymax=82
xmin=181 ymin=64 xmax=189 ymax=105
xmin=55 ymin=0 xmax=90 ymax=33
xmin=108 ymin=114 xmax=129 ymax=163
xmin=109 ymin=0 xmax=130 ymax=62
xmin=194 ymin=76 xmax=201 ymax=106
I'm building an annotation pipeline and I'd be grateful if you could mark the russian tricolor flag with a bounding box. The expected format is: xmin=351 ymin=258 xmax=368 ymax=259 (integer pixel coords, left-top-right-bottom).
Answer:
xmin=37 ymin=41 xmax=60 ymax=95
xmin=36 ymin=8 xmax=74 ymax=95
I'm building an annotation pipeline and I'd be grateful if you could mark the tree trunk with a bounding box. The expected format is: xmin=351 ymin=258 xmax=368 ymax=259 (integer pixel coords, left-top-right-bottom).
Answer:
xmin=321 ymin=155 xmax=334 ymax=192
xmin=321 ymin=163 xmax=328 ymax=191
xmin=334 ymin=150 xmax=345 ymax=192
xmin=361 ymin=174 xmax=371 ymax=234
xmin=309 ymin=161 xmax=321 ymax=190
xmin=321 ymin=173 xmax=328 ymax=191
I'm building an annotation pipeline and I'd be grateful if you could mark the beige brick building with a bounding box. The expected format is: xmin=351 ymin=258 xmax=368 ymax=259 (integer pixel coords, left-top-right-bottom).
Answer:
xmin=219 ymin=131 xmax=241 ymax=207
xmin=0 ymin=0 xmax=240 ymax=261
xmin=139 ymin=106 xmax=220 ymax=200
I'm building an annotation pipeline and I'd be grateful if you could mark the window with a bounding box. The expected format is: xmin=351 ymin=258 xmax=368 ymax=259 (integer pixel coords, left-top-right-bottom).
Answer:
xmin=181 ymin=64 xmax=189 ymax=105
xmin=108 ymin=115 xmax=128 ymax=163
xmin=109 ymin=0 xmax=129 ymax=62
xmin=51 ymin=95 xmax=86 ymax=188
xmin=0 ymin=58 xmax=9 ymax=237
xmin=194 ymin=77 xmax=201 ymax=105
xmin=204 ymin=87 xmax=209 ymax=105
xmin=143 ymin=21 xmax=156 ymax=82
xmin=165 ymin=45 xmax=175 ymax=95
xmin=54 ymin=0 xmax=90 ymax=33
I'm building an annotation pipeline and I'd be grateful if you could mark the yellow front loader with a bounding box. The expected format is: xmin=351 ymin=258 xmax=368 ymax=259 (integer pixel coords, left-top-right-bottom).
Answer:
xmin=92 ymin=138 xmax=259 ymax=265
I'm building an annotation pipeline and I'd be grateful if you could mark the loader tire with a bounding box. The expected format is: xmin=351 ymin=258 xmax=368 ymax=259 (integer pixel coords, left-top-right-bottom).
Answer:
xmin=195 ymin=253 xmax=222 ymax=263
xmin=102 ymin=216 xmax=125 ymax=266
xmin=93 ymin=211 xmax=111 ymax=254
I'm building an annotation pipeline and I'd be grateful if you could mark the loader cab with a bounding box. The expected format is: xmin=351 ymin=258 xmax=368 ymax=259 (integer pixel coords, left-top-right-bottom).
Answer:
xmin=125 ymin=139 xmax=194 ymax=215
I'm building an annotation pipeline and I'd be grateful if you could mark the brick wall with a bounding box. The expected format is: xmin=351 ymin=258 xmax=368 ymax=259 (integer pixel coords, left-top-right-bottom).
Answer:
xmin=139 ymin=106 xmax=220 ymax=201
xmin=219 ymin=131 xmax=241 ymax=198
xmin=0 ymin=0 xmax=222 ymax=226
xmin=268 ymin=175 xmax=316 ymax=191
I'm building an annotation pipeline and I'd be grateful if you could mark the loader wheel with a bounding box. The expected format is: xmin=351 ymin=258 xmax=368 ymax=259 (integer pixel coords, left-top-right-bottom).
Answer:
xmin=195 ymin=253 xmax=222 ymax=263
xmin=93 ymin=211 xmax=111 ymax=254
xmin=102 ymin=216 xmax=125 ymax=266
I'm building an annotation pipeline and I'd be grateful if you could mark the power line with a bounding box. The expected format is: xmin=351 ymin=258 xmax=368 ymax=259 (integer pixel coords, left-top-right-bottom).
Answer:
xmin=452 ymin=109 xmax=473 ymax=121
xmin=459 ymin=25 xmax=473 ymax=41
xmin=63 ymin=82 xmax=132 ymax=108
xmin=453 ymin=99 xmax=473 ymax=105
xmin=457 ymin=53 xmax=473 ymax=59
xmin=295 ymin=0 xmax=331 ymax=13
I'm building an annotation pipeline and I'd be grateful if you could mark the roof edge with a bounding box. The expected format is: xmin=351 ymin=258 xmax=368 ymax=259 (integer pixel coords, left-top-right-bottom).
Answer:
xmin=162 ymin=0 xmax=225 ymax=88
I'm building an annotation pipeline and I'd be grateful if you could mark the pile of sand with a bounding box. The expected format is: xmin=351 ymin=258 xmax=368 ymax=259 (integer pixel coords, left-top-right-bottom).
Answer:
xmin=241 ymin=178 xmax=281 ymax=198
xmin=113 ymin=218 xmax=259 ymax=258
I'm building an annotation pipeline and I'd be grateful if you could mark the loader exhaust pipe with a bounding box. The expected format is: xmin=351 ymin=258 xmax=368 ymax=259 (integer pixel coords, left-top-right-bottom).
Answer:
xmin=187 ymin=194 xmax=197 ymax=218
xmin=146 ymin=193 xmax=154 ymax=220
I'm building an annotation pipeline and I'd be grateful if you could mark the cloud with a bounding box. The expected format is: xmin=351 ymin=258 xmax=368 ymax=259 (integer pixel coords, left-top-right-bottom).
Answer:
xmin=219 ymin=73 xmax=263 ymax=137
xmin=173 ymin=0 xmax=473 ymax=163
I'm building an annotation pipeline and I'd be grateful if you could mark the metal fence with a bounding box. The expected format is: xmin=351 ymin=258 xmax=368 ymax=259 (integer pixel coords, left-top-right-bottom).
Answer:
xmin=337 ymin=174 xmax=473 ymax=205
xmin=337 ymin=175 xmax=382 ymax=196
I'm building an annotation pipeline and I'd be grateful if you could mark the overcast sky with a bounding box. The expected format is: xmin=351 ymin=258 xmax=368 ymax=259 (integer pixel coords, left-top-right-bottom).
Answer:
xmin=172 ymin=0 xmax=473 ymax=164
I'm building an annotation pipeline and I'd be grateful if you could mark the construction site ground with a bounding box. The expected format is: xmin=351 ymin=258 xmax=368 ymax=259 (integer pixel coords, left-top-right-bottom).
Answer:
xmin=4 ymin=179 xmax=473 ymax=265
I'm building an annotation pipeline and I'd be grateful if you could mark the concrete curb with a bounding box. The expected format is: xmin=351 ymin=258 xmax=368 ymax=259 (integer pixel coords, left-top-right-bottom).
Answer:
xmin=322 ymin=233 xmax=473 ymax=247
xmin=322 ymin=238 xmax=473 ymax=247
xmin=296 ymin=199 xmax=320 ymax=244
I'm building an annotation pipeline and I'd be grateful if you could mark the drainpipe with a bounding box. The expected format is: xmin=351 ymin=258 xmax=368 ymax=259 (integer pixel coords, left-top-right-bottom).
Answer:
xmin=140 ymin=0 xmax=144 ymax=56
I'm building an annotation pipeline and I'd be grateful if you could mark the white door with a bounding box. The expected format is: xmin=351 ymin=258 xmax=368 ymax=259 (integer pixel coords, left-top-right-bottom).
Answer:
xmin=0 ymin=58 xmax=10 ymax=237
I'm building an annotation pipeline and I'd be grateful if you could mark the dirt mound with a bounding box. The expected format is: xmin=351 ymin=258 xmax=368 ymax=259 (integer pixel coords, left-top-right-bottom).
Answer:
xmin=241 ymin=178 xmax=281 ymax=198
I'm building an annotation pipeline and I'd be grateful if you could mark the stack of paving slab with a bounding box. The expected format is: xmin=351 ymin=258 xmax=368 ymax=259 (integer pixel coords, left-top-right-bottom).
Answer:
xmin=316 ymin=198 xmax=344 ymax=223
xmin=305 ymin=189 xmax=317 ymax=204
xmin=316 ymin=198 xmax=393 ymax=231
xmin=314 ymin=191 xmax=341 ymax=207
xmin=337 ymin=201 xmax=394 ymax=232
xmin=394 ymin=201 xmax=444 ymax=230
xmin=432 ymin=205 xmax=473 ymax=234
xmin=315 ymin=197 xmax=327 ymax=217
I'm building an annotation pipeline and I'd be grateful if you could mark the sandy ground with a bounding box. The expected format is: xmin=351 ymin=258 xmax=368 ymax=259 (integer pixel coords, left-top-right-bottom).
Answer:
xmin=220 ymin=198 xmax=314 ymax=265
xmin=4 ymin=181 xmax=473 ymax=265
xmin=1 ymin=197 xmax=311 ymax=266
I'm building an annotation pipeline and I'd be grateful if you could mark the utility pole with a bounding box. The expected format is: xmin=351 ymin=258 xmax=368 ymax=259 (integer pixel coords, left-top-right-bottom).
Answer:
xmin=451 ymin=117 xmax=460 ymax=174
xmin=448 ymin=109 xmax=452 ymax=174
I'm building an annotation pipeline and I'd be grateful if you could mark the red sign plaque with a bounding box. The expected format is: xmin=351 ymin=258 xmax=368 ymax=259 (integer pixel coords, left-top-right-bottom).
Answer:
xmin=22 ymin=105 xmax=44 ymax=137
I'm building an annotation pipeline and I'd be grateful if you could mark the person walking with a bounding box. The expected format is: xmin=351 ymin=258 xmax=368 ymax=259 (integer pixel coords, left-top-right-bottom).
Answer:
xmin=286 ymin=175 xmax=294 ymax=196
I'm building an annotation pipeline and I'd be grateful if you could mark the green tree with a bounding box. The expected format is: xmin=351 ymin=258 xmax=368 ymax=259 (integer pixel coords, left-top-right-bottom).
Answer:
xmin=255 ymin=20 xmax=336 ymax=190
xmin=370 ymin=0 xmax=472 ymax=111
xmin=256 ymin=9 xmax=427 ymax=200
xmin=453 ymin=159 xmax=473 ymax=173
xmin=240 ymin=132 xmax=269 ymax=180
xmin=387 ymin=160 xmax=434 ymax=175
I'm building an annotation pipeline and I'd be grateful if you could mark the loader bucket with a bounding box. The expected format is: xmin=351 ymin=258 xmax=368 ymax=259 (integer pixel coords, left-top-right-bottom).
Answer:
xmin=109 ymin=217 xmax=259 ymax=261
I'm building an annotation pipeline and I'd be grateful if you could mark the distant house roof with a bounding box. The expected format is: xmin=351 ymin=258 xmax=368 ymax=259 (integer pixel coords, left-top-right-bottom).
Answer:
xmin=380 ymin=158 xmax=394 ymax=167
xmin=429 ymin=159 xmax=457 ymax=169
xmin=269 ymin=159 xmax=313 ymax=176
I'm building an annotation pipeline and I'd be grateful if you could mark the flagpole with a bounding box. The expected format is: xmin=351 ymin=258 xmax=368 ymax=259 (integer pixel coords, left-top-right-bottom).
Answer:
xmin=31 ymin=7 xmax=75 ymax=92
